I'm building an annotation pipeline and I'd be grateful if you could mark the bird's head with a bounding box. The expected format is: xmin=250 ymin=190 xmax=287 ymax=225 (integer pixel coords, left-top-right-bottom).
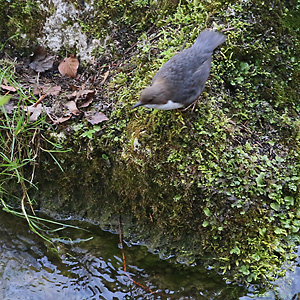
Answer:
xmin=132 ymin=80 xmax=171 ymax=109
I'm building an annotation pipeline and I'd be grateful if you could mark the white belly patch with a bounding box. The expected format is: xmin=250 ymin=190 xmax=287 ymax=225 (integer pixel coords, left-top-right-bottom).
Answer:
xmin=144 ymin=100 xmax=184 ymax=110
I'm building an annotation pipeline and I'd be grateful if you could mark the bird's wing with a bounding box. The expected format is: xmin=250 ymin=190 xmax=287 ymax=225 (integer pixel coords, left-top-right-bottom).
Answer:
xmin=191 ymin=57 xmax=212 ymax=87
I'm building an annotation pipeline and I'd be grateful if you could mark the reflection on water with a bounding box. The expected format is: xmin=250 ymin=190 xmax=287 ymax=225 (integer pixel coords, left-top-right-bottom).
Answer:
xmin=242 ymin=245 xmax=300 ymax=300
xmin=0 ymin=210 xmax=299 ymax=300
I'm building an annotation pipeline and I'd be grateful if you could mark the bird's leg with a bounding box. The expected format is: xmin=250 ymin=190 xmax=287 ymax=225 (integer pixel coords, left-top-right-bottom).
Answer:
xmin=181 ymin=98 xmax=199 ymax=111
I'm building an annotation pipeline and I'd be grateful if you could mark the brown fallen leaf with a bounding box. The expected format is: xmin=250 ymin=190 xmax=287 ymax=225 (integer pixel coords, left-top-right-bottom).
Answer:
xmin=27 ymin=104 xmax=43 ymax=122
xmin=67 ymin=89 xmax=95 ymax=100
xmin=3 ymin=101 xmax=15 ymax=114
xmin=0 ymin=85 xmax=18 ymax=92
xmin=84 ymin=111 xmax=109 ymax=125
xmin=66 ymin=90 xmax=78 ymax=100
xmin=33 ymin=85 xmax=61 ymax=96
xmin=29 ymin=46 xmax=55 ymax=73
xmin=70 ymin=84 xmax=80 ymax=91
xmin=58 ymin=54 xmax=79 ymax=78
xmin=78 ymin=97 xmax=93 ymax=108
xmin=53 ymin=115 xmax=72 ymax=124
xmin=65 ymin=101 xmax=80 ymax=115
xmin=77 ymin=89 xmax=95 ymax=99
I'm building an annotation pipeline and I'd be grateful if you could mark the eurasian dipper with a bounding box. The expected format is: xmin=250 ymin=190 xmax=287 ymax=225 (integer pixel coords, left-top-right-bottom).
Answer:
xmin=132 ymin=29 xmax=226 ymax=110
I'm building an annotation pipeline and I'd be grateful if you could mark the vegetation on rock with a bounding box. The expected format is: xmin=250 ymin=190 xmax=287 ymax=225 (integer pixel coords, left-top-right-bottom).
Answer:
xmin=0 ymin=0 xmax=299 ymax=287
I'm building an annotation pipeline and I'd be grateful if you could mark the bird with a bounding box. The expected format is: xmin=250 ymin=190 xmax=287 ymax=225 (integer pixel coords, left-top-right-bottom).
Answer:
xmin=132 ymin=29 xmax=226 ymax=110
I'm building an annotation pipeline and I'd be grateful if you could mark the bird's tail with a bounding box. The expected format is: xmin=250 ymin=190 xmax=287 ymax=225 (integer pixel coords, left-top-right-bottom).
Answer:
xmin=194 ymin=30 xmax=226 ymax=52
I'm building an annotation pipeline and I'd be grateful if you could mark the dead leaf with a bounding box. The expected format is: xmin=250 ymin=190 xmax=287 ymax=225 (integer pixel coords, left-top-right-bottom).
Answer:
xmin=3 ymin=101 xmax=15 ymax=114
xmin=53 ymin=115 xmax=72 ymax=124
xmin=66 ymin=91 xmax=78 ymax=100
xmin=100 ymin=71 xmax=109 ymax=84
xmin=70 ymin=84 xmax=79 ymax=91
xmin=1 ymin=96 xmax=13 ymax=114
xmin=0 ymin=85 xmax=18 ymax=92
xmin=67 ymin=89 xmax=95 ymax=101
xmin=84 ymin=111 xmax=109 ymax=125
xmin=77 ymin=89 xmax=95 ymax=99
xmin=33 ymin=85 xmax=61 ymax=96
xmin=58 ymin=54 xmax=79 ymax=78
xmin=78 ymin=97 xmax=93 ymax=108
xmin=65 ymin=101 xmax=80 ymax=115
xmin=27 ymin=104 xmax=43 ymax=122
xmin=29 ymin=46 xmax=55 ymax=73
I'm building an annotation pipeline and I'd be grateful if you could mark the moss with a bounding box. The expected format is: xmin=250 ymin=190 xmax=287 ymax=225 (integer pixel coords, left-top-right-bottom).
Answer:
xmin=69 ymin=0 xmax=180 ymax=60
xmin=81 ymin=0 xmax=300 ymax=284
xmin=0 ymin=0 xmax=46 ymax=54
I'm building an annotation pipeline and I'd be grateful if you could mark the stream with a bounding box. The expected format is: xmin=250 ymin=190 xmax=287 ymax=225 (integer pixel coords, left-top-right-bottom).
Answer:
xmin=1 ymin=209 xmax=300 ymax=300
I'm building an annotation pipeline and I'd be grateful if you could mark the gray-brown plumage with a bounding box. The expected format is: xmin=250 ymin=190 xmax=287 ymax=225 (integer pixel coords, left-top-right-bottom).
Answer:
xmin=132 ymin=29 xmax=226 ymax=110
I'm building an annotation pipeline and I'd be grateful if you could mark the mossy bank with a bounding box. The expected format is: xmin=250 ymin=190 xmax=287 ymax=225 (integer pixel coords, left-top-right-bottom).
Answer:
xmin=1 ymin=0 xmax=300 ymax=286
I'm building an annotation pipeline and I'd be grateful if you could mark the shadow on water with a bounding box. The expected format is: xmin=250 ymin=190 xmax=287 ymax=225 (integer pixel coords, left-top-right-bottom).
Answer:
xmin=1 ymin=210 xmax=300 ymax=300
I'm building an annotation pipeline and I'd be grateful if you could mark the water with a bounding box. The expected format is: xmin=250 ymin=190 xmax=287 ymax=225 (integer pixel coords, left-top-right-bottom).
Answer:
xmin=0 ymin=210 xmax=300 ymax=300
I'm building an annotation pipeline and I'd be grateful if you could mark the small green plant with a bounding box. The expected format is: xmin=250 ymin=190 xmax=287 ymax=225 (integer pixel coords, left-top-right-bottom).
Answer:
xmin=0 ymin=63 xmax=74 ymax=245
xmin=97 ymin=0 xmax=300 ymax=285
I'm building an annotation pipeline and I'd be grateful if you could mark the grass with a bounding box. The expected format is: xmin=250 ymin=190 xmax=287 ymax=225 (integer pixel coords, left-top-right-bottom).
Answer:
xmin=0 ymin=62 xmax=80 ymax=245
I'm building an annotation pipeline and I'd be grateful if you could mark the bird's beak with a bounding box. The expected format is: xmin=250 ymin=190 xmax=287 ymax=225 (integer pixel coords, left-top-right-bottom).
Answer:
xmin=132 ymin=102 xmax=143 ymax=109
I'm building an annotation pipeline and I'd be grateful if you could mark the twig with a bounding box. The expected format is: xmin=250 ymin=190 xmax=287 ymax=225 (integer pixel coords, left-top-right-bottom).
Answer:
xmin=118 ymin=216 xmax=156 ymax=295
xmin=221 ymin=27 xmax=235 ymax=32
xmin=34 ymin=94 xmax=47 ymax=107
